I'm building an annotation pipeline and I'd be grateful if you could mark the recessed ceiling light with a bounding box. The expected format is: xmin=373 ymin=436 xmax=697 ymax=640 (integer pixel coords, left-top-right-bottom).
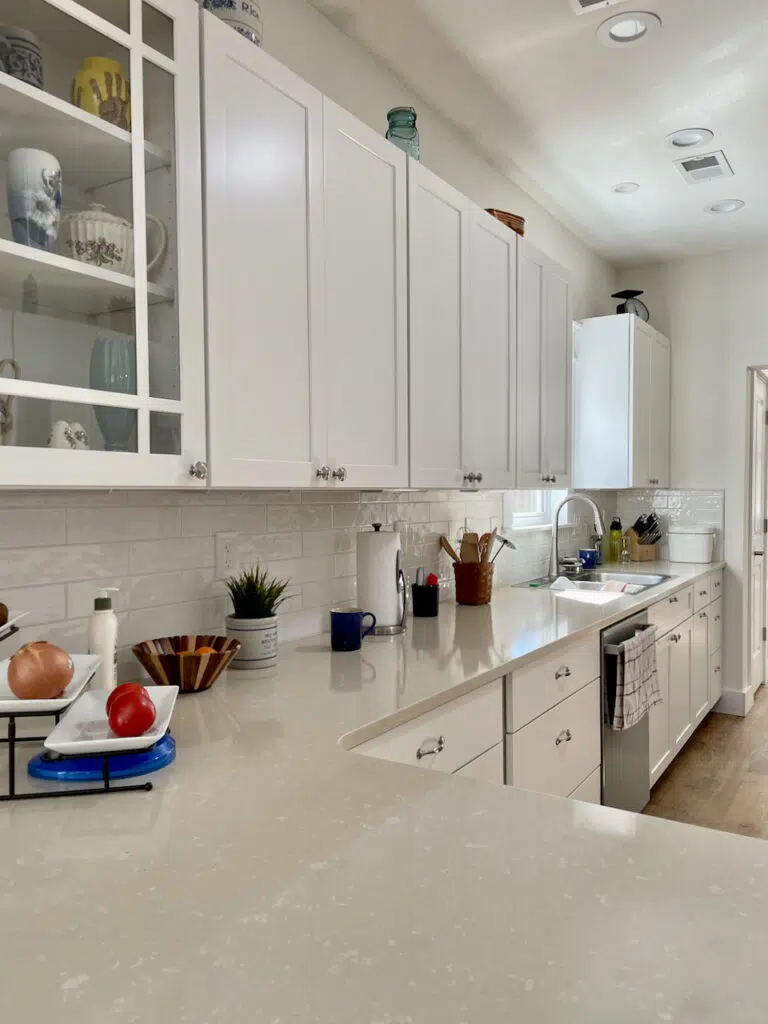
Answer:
xmin=612 ymin=182 xmax=640 ymax=194
xmin=665 ymin=128 xmax=714 ymax=149
xmin=707 ymin=199 xmax=745 ymax=214
xmin=597 ymin=11 xmax=662 ymax=47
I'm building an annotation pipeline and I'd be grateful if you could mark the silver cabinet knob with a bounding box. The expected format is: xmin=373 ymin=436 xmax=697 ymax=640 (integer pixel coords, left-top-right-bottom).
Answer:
xmin=713 ymin=666 xmax=721 ymax=673
xmin=698 ymin=590 xmax=707 ymax=596
xmin=699 ymin=612 xmax=707 ymax=619
xmin=463 ymin=472 xmax=477 ymax=484
xmin=188 ymin=461 xmax=208 ymax=480
xmin=555 ymin=729 xmax=573 ymax=746
xmin=669 ymin=596 xmax=679 ymax=604
xmin=316 ymin=465 xmax=331 ymax=480
xmin=670 ymin=633 xmax=681 ymax=643
xmin=332 ymin=466 xmax=347 ymax=482
xmin=714 ymin=615 xmax=721 ymax=622
xmin=554 ymin=666 xmax=572 ymax=680
xmin=416 ymin=735 xmax=446 ymax=760
xmin=475 ymin=472 xmax=483 ymax=484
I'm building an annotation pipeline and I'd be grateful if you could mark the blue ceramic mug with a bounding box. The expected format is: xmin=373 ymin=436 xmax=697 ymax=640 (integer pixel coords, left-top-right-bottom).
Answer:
xmin=330 ymin=608 xmax=377 ymax=652
xmin=579 ymin=548 xmax=598 ymax=570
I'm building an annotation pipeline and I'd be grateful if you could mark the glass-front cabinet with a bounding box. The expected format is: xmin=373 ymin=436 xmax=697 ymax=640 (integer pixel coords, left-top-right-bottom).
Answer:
xmin=0 ymin=0 xmax=206 ymax=486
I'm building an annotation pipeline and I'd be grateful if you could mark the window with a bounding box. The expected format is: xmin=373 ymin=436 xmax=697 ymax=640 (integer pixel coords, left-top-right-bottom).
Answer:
xmin=503 ymin=490 xmax=569 ymax=529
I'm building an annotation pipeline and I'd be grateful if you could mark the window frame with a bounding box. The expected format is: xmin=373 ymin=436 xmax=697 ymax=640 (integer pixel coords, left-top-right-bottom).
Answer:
xmin=503 ymin=489 xmax=570 ymax=530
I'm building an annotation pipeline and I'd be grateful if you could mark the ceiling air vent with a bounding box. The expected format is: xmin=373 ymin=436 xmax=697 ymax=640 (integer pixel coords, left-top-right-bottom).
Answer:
xmin=569 ymin=0 xmax=627 ymax=14
xmin=675 ymin=150 xmax=734 ymax=184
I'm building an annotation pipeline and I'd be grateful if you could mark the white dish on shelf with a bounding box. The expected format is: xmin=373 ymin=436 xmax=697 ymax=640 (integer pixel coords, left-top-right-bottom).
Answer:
xmin=44 ymin=686 xmax=178 ymax=755
xmin=0 ymin=610 xmax=30 ymax=638
xmin=0 ymin=652 xmax=100 ymax=714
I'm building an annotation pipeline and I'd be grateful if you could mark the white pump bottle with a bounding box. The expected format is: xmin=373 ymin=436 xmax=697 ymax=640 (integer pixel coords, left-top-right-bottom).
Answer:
xmin=88 ymin=587 xmax=119 ymax=691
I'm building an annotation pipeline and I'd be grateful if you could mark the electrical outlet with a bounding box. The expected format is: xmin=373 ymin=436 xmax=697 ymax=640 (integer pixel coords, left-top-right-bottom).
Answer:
xmin=215 ymin=532 xmax=239 ymax=579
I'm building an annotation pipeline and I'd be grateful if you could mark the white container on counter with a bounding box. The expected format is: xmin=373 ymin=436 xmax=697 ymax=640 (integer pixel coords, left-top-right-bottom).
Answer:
xmin=88 ymin=587 xmax=119 ymax=690
xmin=668 ymin=527 xmax=715 ymax=563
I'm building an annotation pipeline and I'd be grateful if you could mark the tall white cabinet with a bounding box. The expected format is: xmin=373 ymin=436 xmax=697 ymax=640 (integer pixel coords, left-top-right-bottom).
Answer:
xmin=572 ymin=313 xmax=671 ymax=490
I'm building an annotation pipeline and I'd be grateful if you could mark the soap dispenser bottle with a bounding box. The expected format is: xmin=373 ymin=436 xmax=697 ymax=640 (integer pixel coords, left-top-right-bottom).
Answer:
xmin=89 ymin=587 xmax=119 ymax=691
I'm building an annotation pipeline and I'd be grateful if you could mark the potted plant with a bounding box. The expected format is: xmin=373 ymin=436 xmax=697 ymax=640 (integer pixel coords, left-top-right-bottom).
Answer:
xmin=224 ymin=565 xmax=290 ymax=670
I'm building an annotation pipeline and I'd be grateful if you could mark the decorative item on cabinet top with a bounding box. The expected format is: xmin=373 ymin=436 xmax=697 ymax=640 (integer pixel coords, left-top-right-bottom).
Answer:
xmin=0 ymin=26 xmax=43 ymax=88
xmin=71 ymin=57 xmax=130 ymax=130
xmin=204 ymin=0 xmax=263 ymax=46
xmin=386 ymin=106 xmax=420 ymax=161
xmin=612 ymin=289 xmax=649 ymax=322
xmin=486 ymin=209 xmax=526 ymax=237
xmin=62 ymin=203 xmax=168 ymax=278
xmin=7 ymin=148 xmax=62 ymax=253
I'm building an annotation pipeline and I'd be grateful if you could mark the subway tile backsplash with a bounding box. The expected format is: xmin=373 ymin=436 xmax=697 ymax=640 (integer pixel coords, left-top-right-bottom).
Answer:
xmin=615 ymin=489 xmax=725 ymax=560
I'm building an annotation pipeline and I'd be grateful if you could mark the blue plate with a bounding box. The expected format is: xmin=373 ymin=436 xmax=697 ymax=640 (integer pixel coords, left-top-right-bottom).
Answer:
xmin=28 ymin=734 xmax=176 ymax=782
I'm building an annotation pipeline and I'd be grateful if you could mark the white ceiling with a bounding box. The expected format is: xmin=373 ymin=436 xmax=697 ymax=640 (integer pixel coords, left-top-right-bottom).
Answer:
xmin=306 ymin=0 xmax=768 ymax=265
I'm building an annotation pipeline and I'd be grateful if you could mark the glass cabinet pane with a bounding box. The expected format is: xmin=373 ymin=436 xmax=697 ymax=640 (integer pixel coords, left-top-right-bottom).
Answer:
xmin=143 ymin=2 xmax=174 ymax=59
xmin=71 ymin=0 xmax=130 ymax=32
xmin=0 ymin=393 xmax=137 ymax=451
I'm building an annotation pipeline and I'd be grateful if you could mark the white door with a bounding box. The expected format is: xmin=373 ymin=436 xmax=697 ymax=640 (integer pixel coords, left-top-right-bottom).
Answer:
xmin=408 ymin=163 xmax=468 ymax=488
xmin=541 ymin=259 xmax=571 ymax=486
xmin=649 ymin=332 xmax=671 ymax=487
xmin=203 ymin=17 xmax=327 ymax=487
xmin=649 ymin=633 xmax=672 ymax=786
xmin=462 ymin=210 xmax=517 ymax=489
xmin=630 ymin=324 xmax=651 ymax=488
xmin=516 ymin=240 xmax=545 ymax=487
xmin=692 ymin=609 xmax=710 ymax=726
xmin=749 ymin=373 xmax=768 ymax=692
xmin=669 ymin=619 xmax=694 ymax=754
xmin=323 ymin=100 xmax=408 ymax=488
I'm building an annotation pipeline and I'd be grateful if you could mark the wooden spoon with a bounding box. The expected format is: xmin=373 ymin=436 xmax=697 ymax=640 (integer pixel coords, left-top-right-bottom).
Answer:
xmin=440 ymin=535 xmax=461 ymax=563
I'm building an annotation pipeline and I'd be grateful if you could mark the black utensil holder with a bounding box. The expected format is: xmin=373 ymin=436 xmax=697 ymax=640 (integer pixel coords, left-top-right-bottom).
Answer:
xmin=411 ymin=584 xmax=439 ymax=618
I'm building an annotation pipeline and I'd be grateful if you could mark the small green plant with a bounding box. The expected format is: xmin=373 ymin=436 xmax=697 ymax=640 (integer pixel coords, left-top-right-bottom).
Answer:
xmin=225 ymin=565 xmax=291 ymax=619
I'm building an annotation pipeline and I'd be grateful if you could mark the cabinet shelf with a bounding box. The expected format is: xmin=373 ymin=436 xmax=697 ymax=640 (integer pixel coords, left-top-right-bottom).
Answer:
xmin=0 ymin=71 xmax=171 ymax=190
xmin=0 ymin=238 xmax=173 ymax=317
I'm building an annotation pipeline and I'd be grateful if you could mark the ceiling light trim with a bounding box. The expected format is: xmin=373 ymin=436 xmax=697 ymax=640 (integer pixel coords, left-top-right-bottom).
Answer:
xmin=612 ymin=181 xmax=641 ymax=194
xmin=665 ymin=128 xmax=714 ymax=149
xmin=597 ymin=10 xmax=662 ymax=47
xmin=707 ymin=199 xmax=745 ymax=214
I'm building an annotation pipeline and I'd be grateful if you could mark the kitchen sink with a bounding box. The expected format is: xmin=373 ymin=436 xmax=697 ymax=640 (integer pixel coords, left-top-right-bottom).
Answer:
xmin=518 ymin=571 xmax=673 ymax=596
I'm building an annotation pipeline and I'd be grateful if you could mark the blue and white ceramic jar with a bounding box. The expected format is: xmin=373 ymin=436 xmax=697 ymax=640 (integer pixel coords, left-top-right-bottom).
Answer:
xmin=0 ymin=26 xmax=43 ymax=88
xmin=7 ymin=148 xmax=62 ymax=251
xmin=204 ymin=0 xmax=262 ymax=46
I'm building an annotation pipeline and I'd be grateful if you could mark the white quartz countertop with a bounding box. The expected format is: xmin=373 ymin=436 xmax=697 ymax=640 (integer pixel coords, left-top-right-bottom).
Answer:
xmin=7 ymin=560 xmax=767 ymax=1024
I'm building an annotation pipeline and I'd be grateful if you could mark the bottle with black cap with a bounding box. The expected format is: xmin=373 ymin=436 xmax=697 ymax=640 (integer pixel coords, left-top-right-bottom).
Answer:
xmin=88 ymin=586 xmax=119 ymax=691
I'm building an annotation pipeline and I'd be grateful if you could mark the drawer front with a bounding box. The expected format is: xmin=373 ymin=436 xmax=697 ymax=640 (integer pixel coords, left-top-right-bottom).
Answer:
xmin=454 ymin=742 xmax=504 ymax=784
xmin=508 ymin=679 xmax=601 ymax=799
xmin=648 ymin=586 xmax=693 ymax=636
xmin=693 ymin=576 xmax=711 ymax=613
xmin=506 ymin=633 xmax=600 ymax=733
xmin=569 ymin=766 xmax=602 ymax=805
xmin=710 ymin=597 xmax=723 ymax=653
xmin=710 ymin=648 xmax=723 ymax=706
xmin=709 ymin=569 xmax=723 ymax=603
xmin=355 ymin=682 xmax=501 ymax=775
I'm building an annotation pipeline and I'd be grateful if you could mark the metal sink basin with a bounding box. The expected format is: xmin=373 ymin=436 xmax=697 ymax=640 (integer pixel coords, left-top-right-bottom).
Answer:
xmin=519 ymin=571 xmax=673 ymax=596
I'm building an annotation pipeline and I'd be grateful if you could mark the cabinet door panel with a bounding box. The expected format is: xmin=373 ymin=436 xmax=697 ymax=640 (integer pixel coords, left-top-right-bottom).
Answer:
xmin=409 ymin=164 xmax=466 ymax=488
xmin=463 ymin=212 xmax=516 ymax=488
xmin=631 ymin=327 xmax=651 ymax=487
xmin=669 ymin=620 xmax=693 ymax=754
xmin=692 ymin=610 xmax=710 ymax=726
xmin=324 ymin=101 xmax=408 ymax=488
xmin=650 ymin=334 xmax=671 ymax=487
xmin=542 ymin=265 xmax=570 ymax=484
xmin=204 ymin=21 xmax=325 ymax=486
xmin=516 ymin=243 xmax=545 ymax=486
xmin=649 ymin=633 xmax=672 ymax=786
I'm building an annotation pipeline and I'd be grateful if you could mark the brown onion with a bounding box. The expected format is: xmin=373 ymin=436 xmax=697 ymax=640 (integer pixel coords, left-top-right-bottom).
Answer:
xmin=8 ymin=642 xmax=74 ymax=700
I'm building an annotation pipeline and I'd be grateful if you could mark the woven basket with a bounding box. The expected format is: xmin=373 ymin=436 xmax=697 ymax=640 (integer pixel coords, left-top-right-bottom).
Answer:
xmin=453 ymin=562 xmax=494 ymax=606
xmin=486 ymin=208 xmax=525 ymax=237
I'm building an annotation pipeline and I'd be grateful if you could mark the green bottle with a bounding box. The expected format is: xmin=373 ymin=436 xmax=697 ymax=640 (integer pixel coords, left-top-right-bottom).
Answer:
xmin=609 ymin=517 xmax=622 ymax=563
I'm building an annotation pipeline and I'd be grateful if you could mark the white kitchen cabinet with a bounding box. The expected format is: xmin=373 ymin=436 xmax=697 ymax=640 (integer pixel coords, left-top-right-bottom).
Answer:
xmin=692 ymin=609 xmax=711 ymax=727
xmin=0 ymin=0 xmax=207 ymax=487
xmin=649 ymin=629 xmax=673 ymax=786
xmin=454 ymin=742 xmax=504 ymax=784
xmin=572 ymin=314 xmax=671 ymax=490
xmin=668 ymin=618 xmax=694 ymax=755
xmin=710 ymin=648 xmax=723 ymax=706
xmin=570 ymin=767 xmax=602 ymax=805
xmin=516 ymin=238 xmax=571 ymax=488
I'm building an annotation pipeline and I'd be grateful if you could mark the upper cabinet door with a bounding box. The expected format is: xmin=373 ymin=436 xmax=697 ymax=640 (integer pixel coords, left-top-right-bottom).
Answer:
xmin=203 ymin=14 xmax=326 ymax=487
xmin=630 ymin=324 xmax=652 ymax=487
xmin=541 ymin=259 xmax=571 ymax=486
xmin=408 ymin=162 xmax=468 ymax=488
xmin=323 ymin=100 xmax=408 ymax=489
xmin=463 ymin=211 xmax=517 ymax=489
xmin=516 ymin=241 xmax=545 ymax=487
xmin=649 ymin=332 xmax=671 ymax=487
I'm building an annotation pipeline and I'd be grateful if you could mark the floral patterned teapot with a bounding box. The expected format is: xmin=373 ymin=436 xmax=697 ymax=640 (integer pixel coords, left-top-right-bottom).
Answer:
xmin=62 ymin=202 xmax=167 ymax=279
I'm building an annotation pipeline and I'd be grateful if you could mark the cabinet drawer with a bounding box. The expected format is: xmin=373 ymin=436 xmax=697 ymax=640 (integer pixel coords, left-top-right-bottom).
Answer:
xmin=693 ymin=576 xmax=711 ymax=612
xmin=507 ymin=679 xmax=601 ymax=799
xmin=709 ymin=569 xmax=723 ymax=602
xmin=569 ymin=766 xmax=602 ymax=805
xmin=710 ymin=648 xmax=723 ymax=706
xmin=710 ymin=597 xmax=723 ymax=653
xmin=648 ymin=586 xmax=693 ymax=636
xmin=506 ymin=633 xmax=599 ymax=733
xmin=454 ymin=742 xmax=504 ymax=784
xmin=354 ymin=682 xmax=501 ymax=775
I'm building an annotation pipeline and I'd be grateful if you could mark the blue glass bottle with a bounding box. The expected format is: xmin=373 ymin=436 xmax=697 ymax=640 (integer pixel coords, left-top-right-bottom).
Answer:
xmin=386 ymin=106 xmax=420 ymax=160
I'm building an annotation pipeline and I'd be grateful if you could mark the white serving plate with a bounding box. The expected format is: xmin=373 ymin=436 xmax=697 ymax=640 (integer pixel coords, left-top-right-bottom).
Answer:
xmin=0 ymin=653 xmax=100 ymax=714
xmin=44 ymin=686 xmax=179 ymax=755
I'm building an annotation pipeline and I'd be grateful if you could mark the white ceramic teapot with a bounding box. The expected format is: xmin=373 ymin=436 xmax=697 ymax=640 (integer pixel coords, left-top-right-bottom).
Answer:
xmin=62 ymin=202 xmax=167 ymax=278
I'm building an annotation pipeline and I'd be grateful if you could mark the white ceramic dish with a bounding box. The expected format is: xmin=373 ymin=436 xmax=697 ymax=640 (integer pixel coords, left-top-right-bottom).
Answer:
xmin=0 ymin=610 xmax=30 ymax=638
xmin=44 ymin=686 xmax=178 ymax=755
xmin=0 ymin=652 xmax=100 ymax=713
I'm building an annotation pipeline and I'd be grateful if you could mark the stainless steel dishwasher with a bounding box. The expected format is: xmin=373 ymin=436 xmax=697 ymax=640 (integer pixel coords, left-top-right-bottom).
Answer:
xmin=601 ymin=611 xmax=651 ymax=812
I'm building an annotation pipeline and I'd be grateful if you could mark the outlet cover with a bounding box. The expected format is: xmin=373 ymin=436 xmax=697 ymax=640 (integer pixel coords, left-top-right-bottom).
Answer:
xmin=215 ymin=532 xmax=239 ymax=580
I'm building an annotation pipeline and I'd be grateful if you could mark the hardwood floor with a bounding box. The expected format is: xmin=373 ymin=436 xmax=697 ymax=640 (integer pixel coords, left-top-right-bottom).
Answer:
xmin=644 ymin=685 xmax=768 ymax=838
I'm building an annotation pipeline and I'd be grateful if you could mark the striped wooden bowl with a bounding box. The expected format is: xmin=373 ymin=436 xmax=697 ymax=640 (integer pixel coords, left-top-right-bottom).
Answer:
xmin=132 ymin=635 xmax=241 ymax=694
xmin=486 ymin=208 xmax=526 ymax=236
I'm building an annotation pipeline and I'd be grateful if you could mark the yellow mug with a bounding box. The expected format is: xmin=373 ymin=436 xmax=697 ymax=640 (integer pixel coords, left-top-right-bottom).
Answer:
xmin=71 ymin=57 xmax=131 ymax=130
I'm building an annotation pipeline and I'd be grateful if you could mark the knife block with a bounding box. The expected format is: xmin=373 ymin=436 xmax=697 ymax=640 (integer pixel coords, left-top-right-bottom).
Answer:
xmin=627 ymin=528 xmax=656 ymax=562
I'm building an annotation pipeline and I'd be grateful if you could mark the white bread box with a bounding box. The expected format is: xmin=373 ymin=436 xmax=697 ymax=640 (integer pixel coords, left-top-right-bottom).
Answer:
xmin=668 ymin=526 xmax=715 ymax=563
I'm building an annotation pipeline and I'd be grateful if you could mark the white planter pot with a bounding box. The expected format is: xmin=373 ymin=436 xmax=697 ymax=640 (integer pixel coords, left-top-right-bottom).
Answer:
xmin=226 ymin=614 xmax=278 ymax=670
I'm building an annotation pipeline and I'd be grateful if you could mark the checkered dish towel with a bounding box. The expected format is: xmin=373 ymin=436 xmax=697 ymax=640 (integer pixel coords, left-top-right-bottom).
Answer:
xmin=611 ymin=624 xmax=662 ymax=731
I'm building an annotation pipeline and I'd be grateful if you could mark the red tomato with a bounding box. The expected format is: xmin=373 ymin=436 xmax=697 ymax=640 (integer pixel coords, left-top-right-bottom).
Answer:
xmin=108 ymin=690 xmax=157 ymax=738
xmin=106 ymin=682 xmax=148 ymax=716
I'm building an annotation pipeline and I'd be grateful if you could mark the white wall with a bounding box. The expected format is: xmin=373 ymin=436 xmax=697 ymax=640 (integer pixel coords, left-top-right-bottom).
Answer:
xmin=259 ymin=0 xmax=616 ymax=320
xmin=618 ymin=245 xmax=768 ymax=711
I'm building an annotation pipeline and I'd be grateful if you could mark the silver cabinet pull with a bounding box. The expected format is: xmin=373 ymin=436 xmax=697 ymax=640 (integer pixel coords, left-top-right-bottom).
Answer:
xmin=699 ymin=612 xmax=707 ymax=619
xmin=670 ymin=633 xmax=681 ymax=643
xmin=699 ymin=590 xmax=707 ymax=596
xmin=188 ymin=461 xmax=208 ymax=480
xmin=475 ymin=472 xmax=483 ymax=484
xmin=332 ymin=466 xmax=348 ymax=482
xmin=714 ymin=580 xmax=721 ymax=588
xmin=669 ymin=596 xmax=679 ymax=604
xmin=713 ymin=666 xmax=721 ymax=673
xmin=554 ymin=666 xmax=572 ymax=680
xmin=463 ymin=472 xmax=477 ymax=484
xmin=316 ymin=465 xmax=331 ymax=480
xmin=714 ymin=615 xmax=721 ymax=622
xmin=416 ymin=736 xmax=445 ymax=760
xmin=555 ymin=729 xmax=573 ymax=746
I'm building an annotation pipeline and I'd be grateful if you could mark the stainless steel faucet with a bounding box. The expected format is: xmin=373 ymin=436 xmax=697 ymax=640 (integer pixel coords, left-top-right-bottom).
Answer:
xmin=549 ymin=495 xmax=605 ymax=579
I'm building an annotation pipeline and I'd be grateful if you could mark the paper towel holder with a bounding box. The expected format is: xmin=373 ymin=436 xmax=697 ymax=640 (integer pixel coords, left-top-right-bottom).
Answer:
xmin=367 ymin=523 xmax=408 ymax=636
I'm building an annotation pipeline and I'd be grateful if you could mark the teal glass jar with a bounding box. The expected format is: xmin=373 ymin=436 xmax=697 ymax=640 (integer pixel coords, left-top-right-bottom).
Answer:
xmin=386 ymin=106 xmax=420 ymax=160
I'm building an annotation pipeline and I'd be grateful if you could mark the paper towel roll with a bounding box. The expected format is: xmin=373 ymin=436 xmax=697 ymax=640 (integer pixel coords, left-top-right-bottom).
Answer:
xmin=356 ymin=528 xmax=403 ymax=630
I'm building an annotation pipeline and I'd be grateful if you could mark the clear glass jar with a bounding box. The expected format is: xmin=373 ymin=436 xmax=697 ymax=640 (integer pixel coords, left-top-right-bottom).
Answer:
xmin=386 ymin=106 xmax=420 ymax=160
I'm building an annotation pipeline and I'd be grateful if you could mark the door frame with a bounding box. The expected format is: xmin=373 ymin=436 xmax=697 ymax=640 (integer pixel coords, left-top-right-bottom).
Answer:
xmin=743 ymin=367 xmax=768 ymax=704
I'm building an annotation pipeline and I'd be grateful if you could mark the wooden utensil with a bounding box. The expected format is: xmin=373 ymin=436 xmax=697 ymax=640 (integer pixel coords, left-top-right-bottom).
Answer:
xmin=440 ymin=535 xmax=461 ymax=563
xmin=481 ymin=528 xmax=497 ymax=564
xmin=460 ymin=532 xmax=480 ymax=564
